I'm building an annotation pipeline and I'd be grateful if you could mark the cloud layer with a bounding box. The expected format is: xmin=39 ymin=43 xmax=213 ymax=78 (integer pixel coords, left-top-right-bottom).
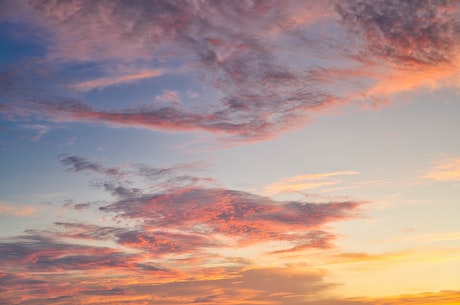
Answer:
xmin=0 ymin=155 xmax=366 ymax=304
xmin=1 ymin=0 xmax=459 ymax=140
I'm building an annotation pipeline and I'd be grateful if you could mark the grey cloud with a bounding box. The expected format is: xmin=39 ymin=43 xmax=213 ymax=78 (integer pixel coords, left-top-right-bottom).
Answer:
xmin=59 ymin=155 xmax=121 ymax=176
xmin=51 ymin=222 xmax=219 ymax=256
xmin=0 ymin=235 xmax=127 ymax=271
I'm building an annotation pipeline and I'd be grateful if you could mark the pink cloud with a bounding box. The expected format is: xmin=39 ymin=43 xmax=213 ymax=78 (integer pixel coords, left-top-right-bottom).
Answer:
xmin=72 ymin=69 xmax=164 ymax=91
xmin=52 ymin=156 xmax=364 ymax=253
xmin=100 ymin=187 xmax=362 ymax=249
xmin=0 ymin=202 xmax=37 ymax=217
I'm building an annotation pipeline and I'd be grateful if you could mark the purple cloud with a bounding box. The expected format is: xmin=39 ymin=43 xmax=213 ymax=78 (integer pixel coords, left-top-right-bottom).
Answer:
xmin=336 ymin=0 xmax=460 ymax=66
xmin=1 ymin=0 xmax=342 ymax=141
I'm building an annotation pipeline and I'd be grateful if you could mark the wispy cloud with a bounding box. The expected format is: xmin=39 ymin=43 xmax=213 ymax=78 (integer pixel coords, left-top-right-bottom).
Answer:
xmin=264 ymin=171 xmax=359 ymax=195
xmin=58 ymin=155 xmax=214 ymax=199
xmin=59 ymin=155 xmax=122 ymax=176
xmin=21 ymin=124 xmax=52 ymax=141
xmin=423 ymin=157 xmax=460 ymax=182
xmin=0 ymin=202 xmax=37 ymax=217
xmin=348 ymin=290 xmax=460 ymax=305
xmin=72 ymin=69 xmax=164 ymax=91
xmin=325 ymin=247 xmax=460 ymax=266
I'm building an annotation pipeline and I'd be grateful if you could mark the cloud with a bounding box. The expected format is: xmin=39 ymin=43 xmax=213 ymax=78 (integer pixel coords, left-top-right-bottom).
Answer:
xmin=155 ymin=90 xmax=180 ymax=105
xmin=118 ymin=230 xmax=218 ymax=256
xmin=58 ymin=155 xmax=214 ymax=199
xmin=119 ymin=267 xmax=333 ymax=305
xmin=6 ymin=0 xmax=328 ymax=63
xmin=1 ymin=256 xmax=459 ymax=305
xmin=0 ymin=202 xmax=37 ymax=217
xmin=50 ymin=222 xmax=219 ymax=257
xmin=1 ymin=0 xmax=459 ymax=141
xmin=58 ymin=155 xmax=203 ymax=180
xmin=423 ymin=157 xmax=460 ymax=182
xmin=0 ymin=235 xmax=131 ymax=272
xmin=0 ymin=234 xmax=180 ymax=278
xmin=15 ymin=80 xmax=334 ymax=141
xmin=0 ymin=226 xmax=339 ymax=304
xmin=62 ymin=201 xmax=92 ymax=210
xmin=52 ymin=155 xmax=364 ymax=254
xmin=268 ymin=230 xmax=336 ymax=254
xmin=59 ymin=155 xmax=122 ymax=176
xmin=336 ymin=0 xmax=460 ymax=66
xmin=333 ymin=0 xmax=460 ymax=103
xmin=72 ymin=69 xmax=164 ymax=91
xmin=54 ymin=155 xmax=365 ymax=252
xmin=264 ymin=171 xmax=359 ymax=195
xmin=345 ymin=290 xmax=460 ymax=305
xmin=21 ymin=124 xmax=52 ymax=141
xmin=1 ymin=0 xmax=343 ymax=141
xmin=100 ymin=187 xmax=362 ymax=249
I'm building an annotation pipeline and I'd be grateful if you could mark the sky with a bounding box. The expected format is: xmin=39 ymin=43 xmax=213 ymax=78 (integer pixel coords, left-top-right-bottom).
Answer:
xmin=1 ymin=0 xmax=460 ymax=304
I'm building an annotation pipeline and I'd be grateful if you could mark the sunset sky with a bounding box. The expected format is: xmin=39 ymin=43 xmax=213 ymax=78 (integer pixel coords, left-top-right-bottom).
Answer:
xmin=1 ymin=0 xmax=460 ymax=304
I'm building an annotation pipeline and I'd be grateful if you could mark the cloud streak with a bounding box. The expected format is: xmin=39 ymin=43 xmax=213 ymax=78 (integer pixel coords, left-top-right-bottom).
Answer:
xmin=264 ymin=171 xmax=359 ymax=195
xmin=423 ymin=157 xmax=460 ymax=182
xmin=72 ymin=69 xmax=164 ymax=91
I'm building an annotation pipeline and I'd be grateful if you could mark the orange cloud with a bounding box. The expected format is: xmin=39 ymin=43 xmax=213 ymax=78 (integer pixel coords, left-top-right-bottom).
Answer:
xmin=365 ymin=59 xmax=460 ymax=98
xmin=349 ymin=290 xmax=460 ymax=305
xmin=326 ymin=247 xmax=460 ymax=266
xmin=424 ymin=158 xmax=460 ymax=181
xmin=335 ymin=0 xmax=460 ymax=103
xmin=264 ymin=171 xmax=359 ymax=195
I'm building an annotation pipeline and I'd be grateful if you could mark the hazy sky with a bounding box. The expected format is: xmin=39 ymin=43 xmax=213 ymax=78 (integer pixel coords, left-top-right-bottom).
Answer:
xmin=1 ymin=1 xmax=460 ymax=304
